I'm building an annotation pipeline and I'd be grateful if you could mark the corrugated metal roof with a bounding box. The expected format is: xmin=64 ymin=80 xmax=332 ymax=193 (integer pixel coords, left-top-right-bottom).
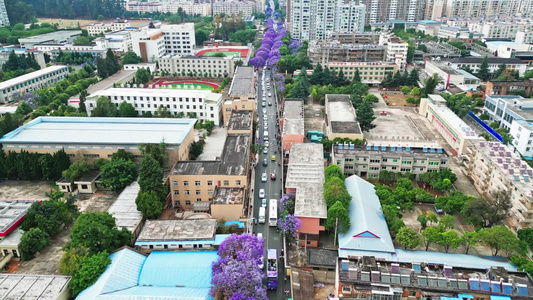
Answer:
xmin=338 ymin=175 xmax=396 ymax=258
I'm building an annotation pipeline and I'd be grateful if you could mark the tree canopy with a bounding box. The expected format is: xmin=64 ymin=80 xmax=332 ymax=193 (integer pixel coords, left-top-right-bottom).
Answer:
xmin=99 ymin=158 xmax=137 ymax=191
xmin=69 ymin=251 xmax=111 ymax=297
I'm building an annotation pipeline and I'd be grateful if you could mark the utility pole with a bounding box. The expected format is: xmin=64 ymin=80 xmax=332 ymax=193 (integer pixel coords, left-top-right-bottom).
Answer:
xmin=333 ymin=217 xmax=338 ymax=247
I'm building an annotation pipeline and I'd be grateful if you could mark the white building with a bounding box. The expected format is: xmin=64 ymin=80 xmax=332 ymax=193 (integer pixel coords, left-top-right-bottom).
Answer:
xmin=162 ymin=3 xmax=212 ymax=16
xmin=212 ymin=0 xmax=263 ymax=17
xmin=510 ymin=120 xmax=533 ymax=160
xmin=445 ymin=0 xmax=526 ymax=18
xmin=34 ymin=43 xmax=107 ymax=59
xmin=86 ymin=21 xmax=131 ymax=36
xmin=161 ymin=24 xmax=196 ymax=56
xmin=359 ymin=0 xmax=425 ymax=24
xmin=87 ymin=88 xmax=223 ymax=125
xmin=468 ymin=21 xmax=533 ymax=40
xmin=125 ymin=1 xmax=162 ymax=13
xmin=100 ymin=30 xmax=133 ymax=52
xmin=131 ymin=29 xmax=166 ymax=63
xmin=424 ymin=60 xmax=481 ymax=90
xmin=160 ymin=55 xmax=247 ymax=77
xmin=448 ymin=57 xmax=529 ymax=77
xmin=0 ymin=0 xmax=9 ymax=27
xmin=485 ymin=41 xmax=533 ymax=59
xmin=123 ymin=63 xmax=157 ymax=73
xmin=379 ymin=35 xmax=408 ymax=70
xmin=516 ymin=30 xmax=533 ymax=44
xmin=290 ymin=0 xmax=366 ymax=41
xmin=18 ymin=30 xmax=82 ymax=49
xmin=0 ymin=66 xmax=69 ymax=103
xmin=437 ymin=25 xmax=471 ymax=39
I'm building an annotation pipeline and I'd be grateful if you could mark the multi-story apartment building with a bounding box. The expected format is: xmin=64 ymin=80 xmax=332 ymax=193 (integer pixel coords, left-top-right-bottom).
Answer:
xmin=486 ymin=80 xmax=533 ymax=97
xmin=102 ymin=30 xmax=133 ymax=52
xmin=466 ymin=141 xmax=533 ymax=231
xmin=329 ymin=32 xmax=380 ymax=44
xmin=162 ymin=3 xmax=212 ymax=16
xmin=0 ymin=0 xmax=9 ymax=27
xmin=0 ymin=66 xmax=69 ymax=103
xmin=86 ymin=21 xmax=131 ymax=36
xmin=125 ymin=1 xmax=162 ymax=13
xmin=516 ymin=30 xmax=533 ymax=44
xmin=328 ymin=61 xmax=398 ymax=84
xmin=445 ymin=0 xmax=529 ymax=19
xmin=468 ymin=21 xmax=533 ymax=39
xmin=161 ymin=24 xmax=195 ymax=56
xmin=483 ymin=95 xmax=533 ymax=159
xmin=169 ymin=133 xmax=251 ymax=211
xmin=448 ymin=57 xmax=528 ymax=77
xmin=332 ymin=142 xmax=449 ymax=179
xmin=290 ymin=0 xmax=366 ymax=41
xmin=308 ymin=40 xmax=385 ymax=65
xmin=379 ymin=35 xmax=408 ymax=70
xmin=212 ymin=0 xmax=263 ymax=17
xmin=131 ymin=29 xmax=166 ymax=62
xmin=359 ymin=0 xmax=425 ymax=24
xmin=86 ymin=88 xmax=223 ymax=125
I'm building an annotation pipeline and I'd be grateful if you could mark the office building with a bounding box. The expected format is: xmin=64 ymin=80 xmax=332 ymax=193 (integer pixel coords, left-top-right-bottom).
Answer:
xmin=212 ymin=0 xmax=263 ymax=17
xmin=169 ymin=134 xmax=251 ymax=211
xmin=448 ymin=57 xmax=528 ymax=77
xmin=101 ymin=30 xmax=133 ymax=52
xmin=123 ymin=62 xmax=157 ymax=73
xmin=87 ymin=88 xmax=223 ymax=125
xmin=18 ymin=30 xmax=82 ymax=49
xmin=325 ymin=94 xmax=363 ymax=140
xmin=308 ymin=40 xmax=386 ymax=66
xmin=0 ymin=66 xmax=69 ymax=103
xmin=332 ymin=141 xmax=449 ymax=179
xmin=290 ymin=0 xmax=366 ymax=41
xmin=0 ymin=0 xmax=9 ymax=27
xmin=0 ymin=117 xmax=196 ymax=162
xmin=419 ymin=95 xmax=482 ymax=155
xmin=161 ymin=23 xmax=195 ymax=56
xmin=86 ymin=21 xmax=131 ymax=36
xmin=359 ymin=0 xmax=425 ymax=24
xmin=131 ymin=29 xmax=166 ymax=63
xmin=328 ymin=62 xmax=398 ymax=85
xmin=285 ymin=143 xmax=327 ymax=248
xmin=486 ymin=80 xmax=533 ymax=98
xmin=465 ymin=141 xmax=533 ymax=231
xmin=223 ymin=66 xmax=256 ymax=125
xmin=281 ymin=99 xmax=305 ymax=152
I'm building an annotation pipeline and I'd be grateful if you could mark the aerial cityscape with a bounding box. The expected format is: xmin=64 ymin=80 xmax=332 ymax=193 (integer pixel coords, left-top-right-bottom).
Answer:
xmin=0 ymin=0 xmax=531 ymax=299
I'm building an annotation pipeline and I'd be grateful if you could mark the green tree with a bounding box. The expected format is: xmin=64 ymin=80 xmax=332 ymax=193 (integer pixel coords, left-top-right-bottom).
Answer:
xmin=323 ymin=177 xmax=351 ymax=209
xmin=136 ymin=190 xmax=163 ymax=219
xmin=396 ymin=227 xmax=420 ymax=249
xmin=479 ymin=225 xmax=522 ymax=256
xmin=352 ymin=69 xmax=361 ymax=83
xmin=435 ymin=191 xmax=469 ymax=214
xmin=477 ymin=56 xmax=490 ymax=80
xmin=379 ymin=170 xmax=398 ymax=185
xmin=20 ymin=199 xmax=73 ymax=237
xmin=400 ymin=86 xmax=411 ymax=95
xmin=417 ymin=214 xmax=429 ymax=229
xmin=135 ymin=68 xmax=151 ymax=85
xmin=20 ymin=228 xmax=50 ymax=261
xmin=118 ymin=101 xmax=138 ymax=117
xmin=460 ymin=231 xmax=479 ymax=254
xmin=138 ymin=154 xmax=164 ymax=198
xmin=363 ymin=94 xmax=379 ymax=104
xmin=139 ymin=143 xmax=167 ymax=168
xmin=91 ymin=96 xmax=118 ymax=117
xmin=121 ymin=52 xmax=143 ymax=65
xmin=439 ymin=229 xmax=460 ymax=252
xmin=517 ymin=228 xmax=533 ymax=248
xmin=325 ymin=201 xmax=350 ymax=234
xmin=309 ymin=63 xmax=323 ymax=85
xmin=423 ymin=73 xmax=440 ymax=96
xmin=195 ymin=29 xmax=209 ymax=46
xmin=421 ymin=227 xmax=442 ymax=250
xmin=99 ymin=158 xmax=137 ymax=191
xmin=462 ymin=192 xmax=511 ymax=228
xmin=438 ymin=215 xmax=455 ymax=231
xmin=69 ymin=251 xmax=112 ymax=297
xmin=290 ymin=67 xmax=311 ymax=99
xmin=325 ymin=164 xmax=344 ymax=181
xmin=356 ymin=101 xmax=376 ymax=132
xmin=59 ymin=246 xmax=90 ymax=276
xmin=410 ymin=87 xmax=420 ymax=96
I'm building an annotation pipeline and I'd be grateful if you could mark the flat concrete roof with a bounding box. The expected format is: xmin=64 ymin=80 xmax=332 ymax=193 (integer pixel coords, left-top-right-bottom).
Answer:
xmin=0 ymin=200 xmax=39 ymax=237
xmin=212 ymin=187 xmax=245 ymax=204
xmin=326 ymin=94 xmax=361 ymax=134
xmin=283 ymin=99 xmax=305 ymax=136
xmin=427 ymin=95 xmax=480 ymax=140
xmin=107 ymin=182 xmax=143 ymax=233
xmin=229 ymin=66 xmax=254 ymax=97
xmin=227 ymin=110 xmax=252 ymax=131
xmin=89 ymin=87 xmax=215 ymax=98
xmin=0 ymin=117 xmax=197 ymax=146
xmin=285 ymin=143 xmax=327 ymax=219
xmin=173 ymin=134 xmax=250 ymax=175
xmin=0 ymin=274 xmax=71 ymax=299
xmin=0 ymin=228 xmax=23 ymax=247
xmin=0 ymin=66 xmax=68 ymax=90
xmin=137 ymin=219 xmax=217 ymax=242
xmin=18 ymin=30 xmax=81 ymax=43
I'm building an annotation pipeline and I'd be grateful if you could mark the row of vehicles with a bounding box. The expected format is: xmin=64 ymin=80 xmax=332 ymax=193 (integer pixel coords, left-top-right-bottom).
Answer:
xmin=257 ymin=199 xmax=277 ymax=226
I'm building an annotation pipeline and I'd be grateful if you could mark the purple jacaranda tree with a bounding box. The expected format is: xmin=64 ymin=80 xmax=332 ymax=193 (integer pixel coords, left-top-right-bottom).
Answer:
xmin=229 ymin=293 xmax=256 ymax=300
xmin=249 ymin=56 xmax=266 ymax=68
xmin=279 ymin=192 xmax=295 ymax=215
xmin=278 ymin=214 xmax=302 ymax=239
xmin=217 ymin=233 xmax=264 ymax=261
xmin=273 ymin=12 xmax=281 ymax=18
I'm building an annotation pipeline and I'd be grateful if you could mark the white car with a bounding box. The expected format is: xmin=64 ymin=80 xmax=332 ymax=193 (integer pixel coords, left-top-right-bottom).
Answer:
xmin=259 ymin=188 xmax=265 ymax=198
xmin=263 ymin=115 xmax=267 ymax=121
xmin=261 ymin=173 xmax=267 ymax=182
xmin=262 ymin=108 xmax=267 ymax=114
xmin=268 ymin=93 xmax=272 ymax=97
xmin=262 ymin=102 xmax=266 ymax=107
xmin=263 ymin=147 xmax=268 ymax=154
xmin=265 ymin=141 xmax=269 ymax=147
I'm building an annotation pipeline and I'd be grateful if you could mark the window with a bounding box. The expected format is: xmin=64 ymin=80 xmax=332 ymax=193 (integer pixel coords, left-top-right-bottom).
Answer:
xmin=196 ymin=198 xmax=202 ymax=202
xmin=183 ymin=181 xmax=189 ymax=186
xmin=173 ymin=181 xmax=178 ymax=186
xmin=236 ymin=180 xmax=241 ymax=186
xmin=207 ymin=181 xmax=213 ymax=186
xmin=185 ymin=200 xmax=191 ymax=205
xmin=185 ymin=190 xmax=190 ymax=195
xmin=223 ymin=180 xmax=229 ymax=186
xmin=173 ymin=191 xmax=179 ymax=195
xmin=208 ymin=190 xmax=213 ymax=195
xmin=196 ymin=190 xmax=201 ymax=195
xmin=195 ymin=181 xmax=200 ymax=186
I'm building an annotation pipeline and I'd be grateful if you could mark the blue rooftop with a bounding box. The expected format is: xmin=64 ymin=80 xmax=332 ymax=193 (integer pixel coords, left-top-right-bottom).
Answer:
xmin=338 ymin=175 xmax=396 ymax=259
xmin=77 ymin=248 xmax=218 ymax=300
xmin=0 ymin=117 xmax=197 ymax=146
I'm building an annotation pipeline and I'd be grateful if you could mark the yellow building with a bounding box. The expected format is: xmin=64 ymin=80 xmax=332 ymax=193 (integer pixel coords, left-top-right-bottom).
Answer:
xmin=0 ymin=117 xmax=196 ymax=163
xmin=169 ymin=134 xmax=251 ymax=215
xmin=327 ymin=61 xmax=398 ymax=85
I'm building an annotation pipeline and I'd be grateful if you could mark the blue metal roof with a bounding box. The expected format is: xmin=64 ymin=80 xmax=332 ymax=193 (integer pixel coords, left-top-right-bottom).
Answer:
xmin=490 ymin=296 xmax=511 ymax=300
xmin=134 ymin=234 xmax=230 ymax=247
xmin=338 ymin=175 xmax=396 ymax=259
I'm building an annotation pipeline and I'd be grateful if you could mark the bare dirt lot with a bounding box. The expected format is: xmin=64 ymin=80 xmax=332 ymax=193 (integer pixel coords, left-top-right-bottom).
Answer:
xmin=382 ymin=92 xmax=412 ymax=107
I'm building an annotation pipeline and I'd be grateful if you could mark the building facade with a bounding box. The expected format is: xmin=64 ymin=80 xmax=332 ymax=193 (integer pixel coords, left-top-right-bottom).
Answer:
xmin=212 ymin=0 xmax=263 ymax=17
xmin=0 ymin=0 xmax=9 ymax=27
xmin=161 ymin=24 xmax=196 ymax=56
xmin=308 ymin=40 xmax=386 ymax=66
xmin=161 ymin=3 xmax=212 ymax=16
xmin=359 ymin=0 xmax=425 ymax=24
xmin=125 ymin=1 xmax=162 ymax=13
xmin=87 ymin=88 xmax=223 ymax=125
xmin=328 ymin=61 xmax=398 ymax=84
xmin=445 ymin=0 xmax=532 ymax=19
xmin=516 ymin=30 xmax=533 ymax=44
xmin=131 ymin=29 xmax=166 ymax=62
xmin=18 ymin=30 xmax=82 ymax=49
xmin=468 ymin=21 xmax=533 ymax=39
xmin=290 ymin=0 xmax=366 ymax=41
xmin=0 ymin=66 xmax=69 ymax=103
xmin=510 ymin=120 xmax=533 ymax=160
xmin=102 ymin=30 xmax=133 ymax=52
xmin=379 ymin=35 xmax=408 ymax=70
xmin=86 ymin=21 xmax=131 ymax=36
xmin=486 ymin=80 xmax=533 ymax=97
xmin=448 ymin=57 xmax=528 ymax=77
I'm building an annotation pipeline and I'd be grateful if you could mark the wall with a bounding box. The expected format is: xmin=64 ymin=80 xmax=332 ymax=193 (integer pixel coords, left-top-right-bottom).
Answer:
xmin=298 ymin=217 xmax=324 ymax=248
xmin=282 ymin=134 xmax=305 ymax=152
xmin=211 ymin=203 xmax=243 ymax=221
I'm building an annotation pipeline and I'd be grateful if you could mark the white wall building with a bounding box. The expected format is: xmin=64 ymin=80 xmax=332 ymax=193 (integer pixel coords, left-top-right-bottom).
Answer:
xmin=212 ymin=0 xmax=263 ymax=17
xmin=86 ymin=21 xmax=131 ymax=36
xmin=290 ymin=0 xmax=366 ymax=41
xmin=162 ymin=3 xmax=212 ymax=16
xmin=445 ymin=0 xmax=526 ymax=18
xmin=424 ymin=60 xmax=481 ymax=89
xmin=123 ymin=63 xmax=157 ymax=73
xmin=125 ymin=1 xmax=162 ymax=13
xmin=437 ymin=25 xmax=471 ymax=39
xmin=448 ymin=57 xmax=528 ymax=77
xmin=379 ymin=35 xmax=408 ymax=70
xmin=0 ymin=66 xmax=69 ymax=103
xmin=0 ymin=0 xmax=9 ymax=27
xmin=131 ymin=29 xmax=166 ymax=63
xmin=510 ymin=120 xmax=533 ymax=160
xmin=516 ymin=30 xmax=533 ymax=44
xmin=102 ymin=30 xmax=133 ymax=52
xmin=160 ymin=55 xmax=248 ymax=77
xmin=87 ymin=88 xmax=223 ymax=125
xmin=161 ymin=24 xmax=196 ymax=56
xmin=468 ymin=21 xmax=533 ymax=40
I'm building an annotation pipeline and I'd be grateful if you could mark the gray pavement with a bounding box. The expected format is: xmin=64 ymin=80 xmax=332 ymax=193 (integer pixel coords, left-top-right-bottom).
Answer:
xmin=197 ymin=127 xmax=227 ymax=160
xmin=253 ymin=69 xmax=286 ymax=300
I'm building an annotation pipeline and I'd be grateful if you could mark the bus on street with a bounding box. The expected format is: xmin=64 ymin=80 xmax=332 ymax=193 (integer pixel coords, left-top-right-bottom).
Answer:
xmin=267 ymin=249 xmax=278 ymax=290
xmin=268 ymin=199 xmax=277 ymax=226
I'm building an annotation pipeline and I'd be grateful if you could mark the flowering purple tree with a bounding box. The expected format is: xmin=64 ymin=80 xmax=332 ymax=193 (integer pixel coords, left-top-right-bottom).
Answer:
xmin=278 ymin=214 xmax=302 ymax=239
xmin=211 ymin=234 xmax=267 ymax=299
